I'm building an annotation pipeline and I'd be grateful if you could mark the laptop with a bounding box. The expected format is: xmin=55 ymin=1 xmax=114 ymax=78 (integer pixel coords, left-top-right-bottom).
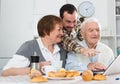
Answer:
xmin=93 ymin=55 xmax=120 ymax=76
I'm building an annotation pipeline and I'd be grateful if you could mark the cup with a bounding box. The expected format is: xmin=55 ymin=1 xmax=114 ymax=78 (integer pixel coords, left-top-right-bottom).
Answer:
xmin=51 ymin=60 xmax=63 ymax=71
xmin=41 ymin=65 xmax=56 ymax=77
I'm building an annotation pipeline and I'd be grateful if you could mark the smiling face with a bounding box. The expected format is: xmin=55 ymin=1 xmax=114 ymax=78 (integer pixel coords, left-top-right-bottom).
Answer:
xmin=38 ymin=15 xmax=63 ymax=45
xmin=48 ymin=24 xmax=63 ymax=44
xmin=62 ymin=11 xmax=77 ymax=33
xmin=81 ymin=22 xmax=101 ymax=48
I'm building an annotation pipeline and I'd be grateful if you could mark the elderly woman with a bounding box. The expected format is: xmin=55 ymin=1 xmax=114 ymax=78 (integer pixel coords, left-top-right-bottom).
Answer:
xmin=2 ymin=15 xmax=67 ymax=76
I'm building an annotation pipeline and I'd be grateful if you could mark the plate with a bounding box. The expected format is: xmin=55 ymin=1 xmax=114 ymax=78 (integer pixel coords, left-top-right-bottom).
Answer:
xmin=47 ymin=77 xmax=74 ymax=80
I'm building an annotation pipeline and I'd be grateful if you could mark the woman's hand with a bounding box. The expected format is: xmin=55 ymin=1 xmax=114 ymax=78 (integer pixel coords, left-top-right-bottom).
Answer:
xmin=39 ymin=61 xmax=51 ymax=74
xmin=30 ymin=68 xmax=42 ymax=78
xmin=39 ymin=61 xmax=51 ymax=68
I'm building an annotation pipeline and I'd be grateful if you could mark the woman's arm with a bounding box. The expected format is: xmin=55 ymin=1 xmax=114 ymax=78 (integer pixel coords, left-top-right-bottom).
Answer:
xmin=1 ymin=67 xmax=30 ymax=76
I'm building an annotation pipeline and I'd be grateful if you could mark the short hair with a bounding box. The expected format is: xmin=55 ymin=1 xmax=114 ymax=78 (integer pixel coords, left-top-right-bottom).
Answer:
xmin=60 ymin=4 xmax=77 ymax=19
xmin=80 ymin=18 xmax=101 ymax=30
xmin=37 ymin=15 xmax=63 ymax=37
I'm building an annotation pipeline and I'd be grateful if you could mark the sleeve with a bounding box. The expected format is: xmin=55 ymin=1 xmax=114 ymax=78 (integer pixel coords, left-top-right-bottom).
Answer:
xmin=61 ymin=21 xmax=83 ymax=54
xmin=16 ymin=41 xmax=33 ymax=57
xmin=75 ymin=21 xmax=83 ymax=41
xmin=3 ymin=41 xmax=34 ymax=70
xmin=97 ymin=44 xmax=115 ymax=67
xmin=61 ymin=35 xmax=83 ymax=54
xmin=3 ymin=54 xmax=30 ymax=70
xmin=65 ymin=52 xmax=87 ymax=71
xmin=77 ymin=29 xmax=83 ymax=41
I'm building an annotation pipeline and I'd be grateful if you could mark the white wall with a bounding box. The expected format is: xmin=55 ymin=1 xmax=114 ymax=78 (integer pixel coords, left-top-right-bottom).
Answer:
xmin=66 ymin=0 xmax=115 ymax=35
xmin=0 ymin=0 xmax=115 ymax=73
xmin=0 ymin=0 xmax=66 ymax=73
xmin=32 ymin=0 xmax=66 ymax=36
xmin=0 ymin=0 xmax=33 ymax=58
xmin=0 ymin=0 xmax=114 ymax=57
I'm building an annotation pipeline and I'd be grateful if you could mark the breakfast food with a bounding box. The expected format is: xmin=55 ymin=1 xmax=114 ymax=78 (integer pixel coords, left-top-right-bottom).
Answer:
xmin=48 ymin=68 xmax=80 ymax=78
xmin=82 ymin=70 xmax=93 ymax=81
xmin=30 ymin=69 xmax=48 ymax=82
xmin=55 ymin=71 xmax=66 ymax=77
xmin=58 ymin=68 xmax=66 ymax=72
xmin=31 ymin=76 xmax=48 ymax=82
xmin=48 ymin=71 xmax=56 ymax=77
xmin=30 ymin=69 xmax=41 ymax=78
xmin=48 ymin=71 xmax=66 ymax=77
xmin=93 ymin=74 xmax=106 ymax=80
xmin=72 ymin=71 xmax=80 ymax=77
xmin=66 ymin=71 xmax=74 ymax=77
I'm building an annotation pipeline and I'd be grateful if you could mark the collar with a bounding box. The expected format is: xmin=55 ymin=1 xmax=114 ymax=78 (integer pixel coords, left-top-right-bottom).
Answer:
xmin=36 ymin=37 xmax=60 ymax=53
xmin=81 ymin=40 xmax=98 ymax=49
xmin=63 ymin=28 xmax=77 ymax=38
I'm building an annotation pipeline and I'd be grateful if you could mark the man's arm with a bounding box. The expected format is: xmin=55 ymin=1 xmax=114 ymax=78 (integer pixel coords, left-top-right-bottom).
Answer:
xmin=1 ymin=67 xmax=30 ymax=76
xmin=61 ymin=22 xmax=84 ymax=54
xmin=65 ymin=52 xmax=87 ymax=71
xmin=61 ymin=34 xmax=83 ymax=53
xmin=61 ymin=34 xmax=98 ymax=56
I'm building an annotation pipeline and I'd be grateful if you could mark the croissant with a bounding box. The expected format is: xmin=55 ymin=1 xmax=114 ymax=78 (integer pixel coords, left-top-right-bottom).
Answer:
xmin=93 ymin=74 xmax=106 ymax=80
xmin=31 ymin=76 xmax=48 ymax=82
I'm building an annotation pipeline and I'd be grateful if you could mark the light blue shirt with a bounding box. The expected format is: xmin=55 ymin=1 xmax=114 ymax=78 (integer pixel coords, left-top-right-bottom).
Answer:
xmin=65 ymin=40 xmax=114 ymax=72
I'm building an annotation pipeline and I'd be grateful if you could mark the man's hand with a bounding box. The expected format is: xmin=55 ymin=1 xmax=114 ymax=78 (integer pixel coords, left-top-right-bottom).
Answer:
xmin=87 ymin=62 xmax=106 ymax=71
xmin=80 ymin=48 xmax=100 ymax=57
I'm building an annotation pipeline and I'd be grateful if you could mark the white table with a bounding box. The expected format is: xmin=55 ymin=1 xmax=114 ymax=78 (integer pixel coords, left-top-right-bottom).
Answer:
xmin=0 ymin=74 xmax=120 ymax=84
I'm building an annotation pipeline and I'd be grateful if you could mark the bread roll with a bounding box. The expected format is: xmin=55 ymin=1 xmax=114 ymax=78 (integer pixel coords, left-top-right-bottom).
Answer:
xmin=93 ymin=74 xmax=106 ymax=80
xmin=82 ymin=70 xmax=93 ymax=81
xmin=58 ymin=68 xmax=66 ymax=72
xmin=48 ymin=71 xmax=56 ymax=77
xmin=66 ymin=71 xmax=74 ymax=77
xmin=30 ymin=69 xmax=41 ymax=78
xmin=73 ymin=71 xmax=80 ymax=77
xmin=55 ymin=72 xmax=66 ymax=77
xmin=31 ymin=76 xmax=48 ymax=82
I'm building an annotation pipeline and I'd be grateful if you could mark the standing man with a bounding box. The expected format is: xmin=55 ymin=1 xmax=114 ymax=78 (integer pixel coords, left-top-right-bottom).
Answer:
xmin=60 ymin=4 xmax=98 ymax=57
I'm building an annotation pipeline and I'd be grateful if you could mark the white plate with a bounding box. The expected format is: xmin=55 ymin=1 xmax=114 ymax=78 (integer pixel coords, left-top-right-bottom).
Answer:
xmin=47 ymin=77 xmax=74 ymax=80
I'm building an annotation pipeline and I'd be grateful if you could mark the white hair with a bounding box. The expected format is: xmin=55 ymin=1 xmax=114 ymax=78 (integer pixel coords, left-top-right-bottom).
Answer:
xmin=80 ymin=17 xmax=101 ymax=31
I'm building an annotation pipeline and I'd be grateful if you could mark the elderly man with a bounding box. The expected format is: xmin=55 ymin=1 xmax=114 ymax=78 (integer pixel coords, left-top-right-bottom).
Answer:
xmin=60 ymin=4 xmax=98 ymax=57
xmin=65 ymin=18 xmax=115 ymax=71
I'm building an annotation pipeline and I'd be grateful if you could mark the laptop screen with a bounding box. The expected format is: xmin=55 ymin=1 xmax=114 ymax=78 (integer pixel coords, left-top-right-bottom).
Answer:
xmin=92 ymin=55 xmax=120 ymax=76
xmin=103 ymin=55 xmax=120 ymax=75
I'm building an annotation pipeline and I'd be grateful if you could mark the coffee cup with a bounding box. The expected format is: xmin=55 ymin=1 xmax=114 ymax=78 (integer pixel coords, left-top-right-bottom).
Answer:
xmin=53 ymin=61 xmax=63 ymax=71
xmin=41 ymin=65 xmax=56 ymax=77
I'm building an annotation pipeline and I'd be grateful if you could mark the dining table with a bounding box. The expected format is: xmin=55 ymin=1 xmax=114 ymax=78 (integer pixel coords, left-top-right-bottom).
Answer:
xmin=0 ymin=74 xmax=120 ymax=84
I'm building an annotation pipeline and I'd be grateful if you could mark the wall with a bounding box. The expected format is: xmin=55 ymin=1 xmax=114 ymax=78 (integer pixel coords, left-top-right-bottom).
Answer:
xmin=0 ymin=0 xmax=66 ymax=73
xmin=0 ymin=0 xmax=33 ymax=73
xmin=32 ymin=0 xmax=66 ymax=36
xmin=66 ymin=0 xmax=115 ymax=35
xmin=0 ymin=0 xmax=115 ymax=73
